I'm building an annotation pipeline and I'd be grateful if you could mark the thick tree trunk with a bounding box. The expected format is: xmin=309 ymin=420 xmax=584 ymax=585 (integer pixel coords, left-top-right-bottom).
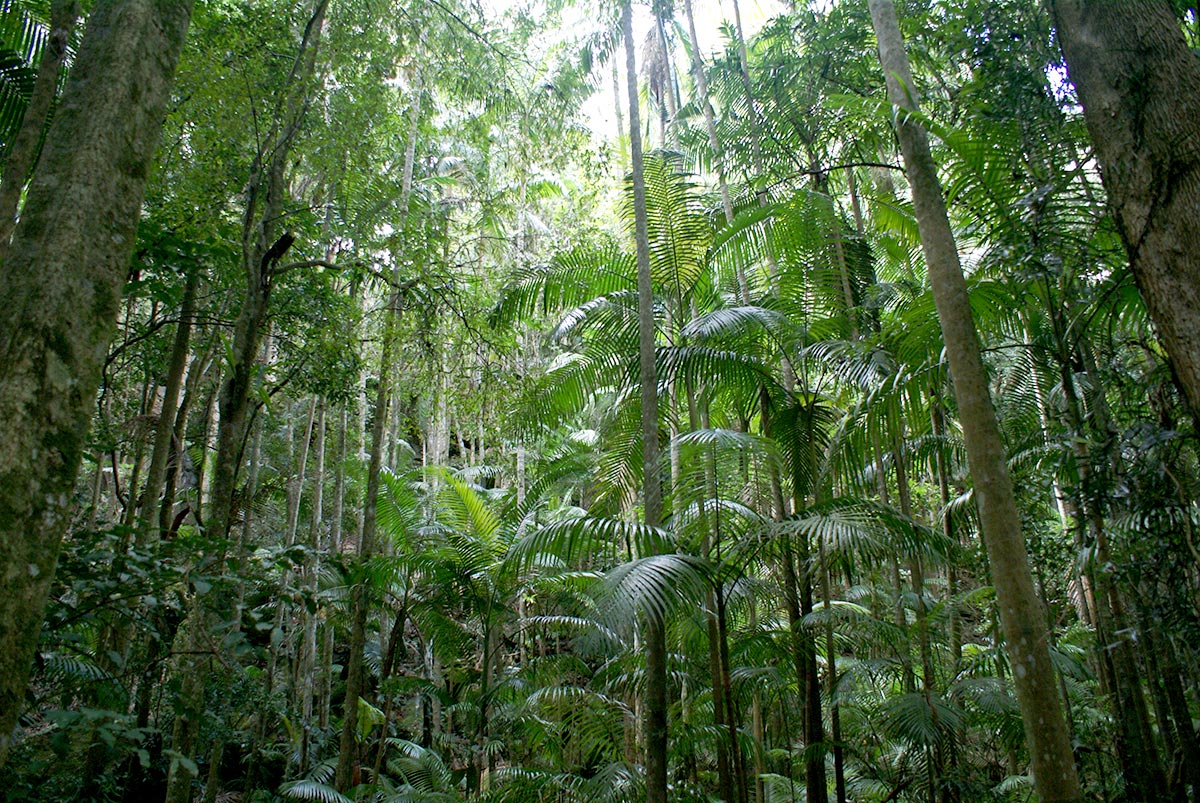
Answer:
xmin=622 ymin=4 xmax=666 ymax=801
xmin=868 ymin=2 xmax=1081 ymax=801
xmin=0 ymin=0 xmax=192 ymax=767
xmin=1049 ymin=0 xmax=1200 ymax=425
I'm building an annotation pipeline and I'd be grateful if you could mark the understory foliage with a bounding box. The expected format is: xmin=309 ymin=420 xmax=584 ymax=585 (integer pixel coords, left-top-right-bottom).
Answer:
xmin=4 ymin=0 xmax=1200 ymax=802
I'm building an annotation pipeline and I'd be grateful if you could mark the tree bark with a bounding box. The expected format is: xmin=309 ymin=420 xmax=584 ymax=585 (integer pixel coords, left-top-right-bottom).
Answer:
xmin=1050 ymin=0 xmax=1200 ymax=426
xmin=164 ymin=6 xmax=329 ymax=798
xmin=0 ymin=0 xmax=193 ymax=767
xmin=622 ymin=4 xmax=666 ymax=801
xmin=0 ymin=0 xmax=80 ymax=251
xmin=335 ymin=73 xmax=422 ymax=792
xmin=868 ymin=2 xmax=1081 ymax=801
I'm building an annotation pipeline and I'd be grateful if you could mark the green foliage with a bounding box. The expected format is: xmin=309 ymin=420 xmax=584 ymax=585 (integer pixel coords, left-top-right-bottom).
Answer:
xmin=13 ymin=0 xmax=1200 ymax=802
xmin=0 ymin=0 xmax=49 ymax=154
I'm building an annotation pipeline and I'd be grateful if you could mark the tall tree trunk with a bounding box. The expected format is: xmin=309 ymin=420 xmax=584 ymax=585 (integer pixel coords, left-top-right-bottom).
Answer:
xmin=0 ymin=0 xmax=193 ymax=767
xmin=867 ymin=3 xmax=1081 ymax=801
xmin=622 ymin=4 xmax=666 ymax=801
xmin=694 ymin=395 xmax=740 ymax=803
xmin=818 ymin=535 xmax=847 ymax=803
xmin=336 ymin=74 xmax=422 ymax=793
xmin=163 ymin=233 xmax=296 ymax=803
xmin=298 ymin=399 xmax=325 ymax=773
xmin=1049 ymin=0 xmax=1200 ymax=426
xmin=138 ymin=267 xmax=199 ymax=545
xmin=681 ymin=0 xmax=734 ymax=229
xmin=1056 ymin=355 xmax=1164 ymax=799
xmin=319 ymin=404 xmax=349 ymax=732
xmin=164 ymin=6 xmax=329 ymax=798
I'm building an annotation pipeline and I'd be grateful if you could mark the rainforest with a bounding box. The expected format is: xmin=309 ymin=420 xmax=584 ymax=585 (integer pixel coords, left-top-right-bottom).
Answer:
xmin=1 ymin=1 xmax=1199 ymax=802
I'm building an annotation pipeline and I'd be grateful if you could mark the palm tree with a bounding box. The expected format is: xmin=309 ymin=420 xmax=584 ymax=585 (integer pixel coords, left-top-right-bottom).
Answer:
xmin=867 ymin=2 xmax=1081 ymax=800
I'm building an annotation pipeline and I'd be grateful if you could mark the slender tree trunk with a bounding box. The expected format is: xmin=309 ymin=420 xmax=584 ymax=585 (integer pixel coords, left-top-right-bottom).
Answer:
xmin=0 ymin=0 xmax=193 ymax=767
xmin=682 ymin=0 xmax=734 ymax=229
xmin=163 ymin=234 xmax=296 ymax=803
xmin=622 ymin=4 xmax=666 ymax=800
xmin=0 ymin=0 xmax=80 ymax=251
xmin=298 ymin=399 xmax=325 ymax=772
xmin=336 ymin=75 xmax=422 ymax=792
xmin=138 ymin=268 xmax=199 ymax=545
xmin=266 ymin=397 xmax=316 ymax=733
xmin=694 ymin=391 xmax=742 ymax=803
xmin=336 ymin=350 xmax=389 ymax=790
xmin=1160 ymin=633 xmax=1200 ymax=803
xmin=160 ymin=348 xmax=216 ymax=535
xmin=868 ymin=3 xmax=1081 ymax=800
xmin=164 ymin=6 xmax=329 ymax=798
xmin=1049 ymin=0 xmax=1200 ymax=426
xmin=1056 ymin=358 xmax=1164 ymax=799
xmin=319 ymin=404 xmax=349 ymax=732
xmin=818 ymin=536 xmax=847 ymax=803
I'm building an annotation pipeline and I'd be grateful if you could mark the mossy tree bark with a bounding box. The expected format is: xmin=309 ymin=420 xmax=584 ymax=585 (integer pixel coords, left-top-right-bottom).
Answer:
xmin=0 ymin=0 xmax=193 ymax=768
xmin=868 ymin=2 xmax=1082 ymax=800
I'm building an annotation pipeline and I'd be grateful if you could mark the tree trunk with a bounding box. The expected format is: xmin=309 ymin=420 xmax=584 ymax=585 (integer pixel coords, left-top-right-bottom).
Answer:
xmin=1049 ymin=0 xmax=1200 ymax=424
xmin=298 ymin=398 xmax=326 ymax=772
xmin=868 ymin=2 xmax=1081 ymax=800
xmin=1056 ymin=356 xmax=1164 ymax=799
xmin=164 ymin=6 xmax=329 ymax=797
xmin=0 ymin=0 xmax=80 ymax=250
xmin=138 ymin=267 xmax=199 ymax=545
xmin=0 ymin=0 xmax=193 ymax=767
xmin=336 ymin=73 xmax=422 ymax=792
xmin=622 ymin=4 xmax=666 ymax=800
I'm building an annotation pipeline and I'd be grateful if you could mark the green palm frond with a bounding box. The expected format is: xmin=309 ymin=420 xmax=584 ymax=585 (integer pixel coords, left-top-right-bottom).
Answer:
xmin=279 ymin=780 xmax=353 ymax=803
xmin=946 ymin=676 xmax=1018 ymax=718
xmin=491 ymin=242 xmax=635 ymax=327
xmin=768 ymin=497 xmax=951 ymax=570
xmin=39 ymin=650 xmax=108 ymax=683
xmin=681 ymin=304 xmax=798 ymax=356
xmin=597 ymin=552 xmax=711 ymax=627
xmin=435 ymin=469 xmax=502 ymax=542
xmin=878 ymin=691 xmax=963 ymax=748
xmin=384 ymin=738 xmax=455 ymax=795
xmin=0 ymin=0 xmax=50 ymax=155
xmin=624 ymin=152 xmax=713 ymax=300
xmin=377 ymin=467 xmax=424 ymax=549
xmin=510 ymin=514 xmax=671 ymax=571
xmin=671 ymin=426 xmax=779 ymax=463
xmin=657 ymin=344 xmax=775 ymax=407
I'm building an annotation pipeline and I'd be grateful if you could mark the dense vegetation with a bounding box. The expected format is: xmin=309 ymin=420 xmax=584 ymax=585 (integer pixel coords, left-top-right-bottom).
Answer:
xmin=2 ymin=0 xmax=1200 ymax=802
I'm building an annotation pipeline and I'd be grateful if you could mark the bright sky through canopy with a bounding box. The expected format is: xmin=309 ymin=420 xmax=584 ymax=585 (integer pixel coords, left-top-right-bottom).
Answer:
xmin=477 ymin=0 xmax=784 ymax=137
